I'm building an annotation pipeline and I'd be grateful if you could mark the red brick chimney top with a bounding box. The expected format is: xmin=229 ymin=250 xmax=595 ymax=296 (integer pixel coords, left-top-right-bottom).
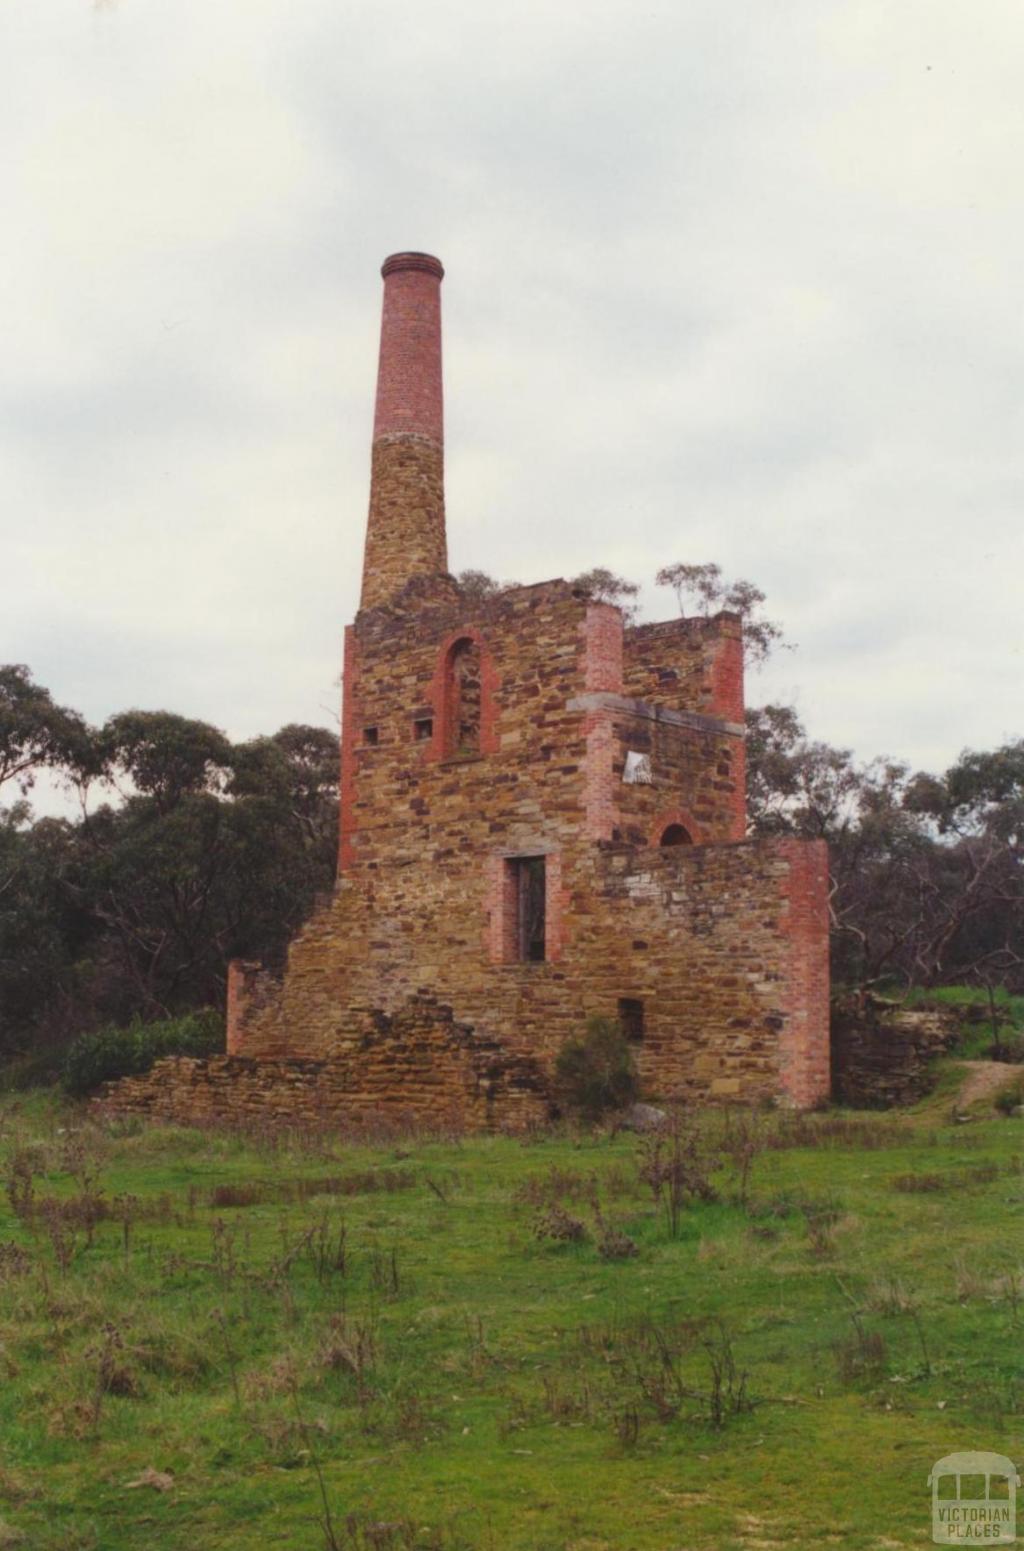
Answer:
xmin=381 ymin=251 xmax=444 ymax=280
xmin=360 ymin=251 xmax=449 ymax=608
xmin=372 ymin=251 xmax=445 ymax=444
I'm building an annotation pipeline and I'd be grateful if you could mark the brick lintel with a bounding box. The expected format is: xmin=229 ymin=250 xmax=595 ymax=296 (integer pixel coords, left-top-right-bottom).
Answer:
xmin=566 ymin=691 xmax=744 ymax=739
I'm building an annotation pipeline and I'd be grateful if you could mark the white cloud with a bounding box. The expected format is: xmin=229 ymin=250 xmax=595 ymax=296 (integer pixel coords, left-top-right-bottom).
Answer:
xmin=1 ymin=0 xmax=1021 ymax=804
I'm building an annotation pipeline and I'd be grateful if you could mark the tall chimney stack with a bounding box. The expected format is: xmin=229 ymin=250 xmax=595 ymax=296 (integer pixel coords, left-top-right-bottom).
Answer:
xmin=359 ymin=252 xmax=448 ymax=610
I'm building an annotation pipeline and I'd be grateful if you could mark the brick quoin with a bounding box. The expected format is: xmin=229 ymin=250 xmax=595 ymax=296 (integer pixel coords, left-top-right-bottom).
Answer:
xmin=582 ymin=711 xmax=616 ymax=841
xmin=544 ymin=851 xmax=566 ymax=962
xmin=707 ymin=615 xmax=744 ymax=723
xmin=583 ymin=603 xmax=624 ymax=692
xmin=707 ymin=617 xmax=746 ymax=838
xmin=99 ymin=252 xmax=832 ymax=1129
xmin=338 ymin=625 xmax=361 ymax=873
xmin=775 ymin=838 xmax=831 ymax=1107
xmin=485 ymin=855 xmax=519 ymax=965
xmin=726 ymin=737 xmax=747 ymax=840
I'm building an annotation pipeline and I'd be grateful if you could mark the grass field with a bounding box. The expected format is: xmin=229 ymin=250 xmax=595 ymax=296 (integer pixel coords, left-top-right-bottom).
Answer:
xmin=0 ymin=1076 xmax=1022 ymax=1550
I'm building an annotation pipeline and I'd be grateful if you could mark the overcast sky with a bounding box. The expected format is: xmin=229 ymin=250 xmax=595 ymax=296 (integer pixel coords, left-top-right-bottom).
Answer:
xmin=4 ymin=0 xmax=1022 ymax=804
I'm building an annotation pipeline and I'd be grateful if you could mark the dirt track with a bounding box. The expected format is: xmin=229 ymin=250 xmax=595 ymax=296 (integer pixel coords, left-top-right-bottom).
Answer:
xmin=955 ymin=1059 xmax=1020 ymax=1110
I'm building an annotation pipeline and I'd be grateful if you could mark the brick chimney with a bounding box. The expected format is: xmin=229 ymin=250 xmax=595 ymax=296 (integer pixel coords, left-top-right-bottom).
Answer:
xmin=359 ymin=252 xmax=449 ymax=610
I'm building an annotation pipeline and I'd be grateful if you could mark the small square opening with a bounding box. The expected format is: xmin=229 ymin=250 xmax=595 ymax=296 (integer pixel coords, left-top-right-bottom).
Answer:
xmin=413 ymin=717 xmax=433 ymax=743
xmin=362 ymin=725 xmax=379 ymax=746
xmin=619 ymin=998 xmax=645 ymax=1043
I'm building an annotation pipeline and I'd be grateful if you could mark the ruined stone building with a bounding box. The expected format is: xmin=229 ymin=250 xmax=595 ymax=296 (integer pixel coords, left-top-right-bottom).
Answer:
xmin=101 ymin=252 xmax=830 ymax=1128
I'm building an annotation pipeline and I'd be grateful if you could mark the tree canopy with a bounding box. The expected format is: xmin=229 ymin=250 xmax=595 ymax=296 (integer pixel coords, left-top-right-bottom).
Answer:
xmin=0 ymin=677 xmax=338 ymax=1065
xmin=0 ymin=664 xmax=92 ymax=797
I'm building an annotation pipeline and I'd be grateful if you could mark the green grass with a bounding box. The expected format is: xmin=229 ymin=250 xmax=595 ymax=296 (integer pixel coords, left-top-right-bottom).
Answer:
xmin=900 ymin=985 xmax=1024 ymax=1059
xmin=0 ymin=1088 xmax=1022 ymax=1550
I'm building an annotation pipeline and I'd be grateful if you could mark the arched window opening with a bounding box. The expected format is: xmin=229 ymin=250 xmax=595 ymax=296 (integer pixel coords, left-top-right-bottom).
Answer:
xmin=447 ymin=637 xmax=482 ymax=756
xmin=660 ymin=823 xmax=693 ymax=847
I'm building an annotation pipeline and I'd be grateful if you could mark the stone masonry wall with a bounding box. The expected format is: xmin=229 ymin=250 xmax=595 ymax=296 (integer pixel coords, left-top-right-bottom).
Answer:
xmin=623 ymin=614 xmax=744 ymax=721
xmin=359 ymin=437 xmax=449 ymax=612
xmin=831 ymin=997 xmax=958 ymax=1108
xmin=225 ymin=835 xmax=829 ymax=1110
xmin=560 ymin=837 xmax=830 ymax=1106
xmin=609 ymin=708 xmax=745 ymax=845
xmin=205 ymin=575 xmax=831 ymax=1116
xmin=95 ymin=995 xmax=550 ymax=1132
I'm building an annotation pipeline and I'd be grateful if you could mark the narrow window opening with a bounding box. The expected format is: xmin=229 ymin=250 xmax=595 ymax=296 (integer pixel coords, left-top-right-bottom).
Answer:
xmin=447 ymin=637 xmax=482 ymax=756
xmin=363 ymin=725 xmax=379 ymax=746
xmin=619 ymin=998 xmax=645 ymax=1043
xmin=413 ymin=717 xmax=433 ymax=743
xmin=512 ymin=855 xmax=546 ymax=962
xmin=660 ymin=823 xmax=692 ymax=847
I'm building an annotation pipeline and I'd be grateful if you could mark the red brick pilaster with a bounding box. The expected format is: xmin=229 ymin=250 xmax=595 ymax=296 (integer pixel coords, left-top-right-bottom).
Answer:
xmin=338 ymin=625 xmax=360 ymax=873
xmin=485 ymin=856 xmax=519 ymax=964
xmin=775 ymin=838 xmax=831 ymax=1107
xmin=545 ymin=851 xmax=566 ymax=961
xmin=707 ymin=618 xmax=746 ymax=836
xmin=728 ymin=735 xmax=747 ymax=840
xmin=584 ymin=603 xmax=623 ymax=691
xmin=708 ymin=616 xmax=744 ymax=723
xmin=582 ymin=711 xmax=615 ymax=841
xmin=578 ymin=604 xmax=623 ymax=841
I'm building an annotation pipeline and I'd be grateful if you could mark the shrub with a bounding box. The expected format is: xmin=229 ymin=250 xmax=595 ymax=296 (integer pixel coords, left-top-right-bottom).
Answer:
xmin=638 ymin=1113 xmax=719 ymax=1237
xmin=62 ymin=1009 xmax=223 ymax=1096
xmin=833 ymin=1320 xmax=887 ymax=1384
xmin=0 ymin=1045 xmax=65 ymax=1092
xmin=994 ymin=1077 xmax=1024 ymax=1116
xmin=594 ymin=1214 xmax=638 ymax=1260
xmin=555 ymin=1017 xmax=638 ymax=1122
xmin=532 ymin=1204 xmax=587 ymax=1244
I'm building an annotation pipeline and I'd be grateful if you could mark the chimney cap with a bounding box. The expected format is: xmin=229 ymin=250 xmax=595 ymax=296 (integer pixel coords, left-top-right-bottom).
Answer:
xmin=381 ymin=251 xmax=444 ymax=280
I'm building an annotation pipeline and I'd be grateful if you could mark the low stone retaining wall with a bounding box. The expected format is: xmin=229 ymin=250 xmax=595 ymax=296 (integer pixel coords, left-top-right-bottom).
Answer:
xmin=92 ymin=994 xmax=550 ymax=1132
xmin=830 ymin=997 xmax=958 ymax=1108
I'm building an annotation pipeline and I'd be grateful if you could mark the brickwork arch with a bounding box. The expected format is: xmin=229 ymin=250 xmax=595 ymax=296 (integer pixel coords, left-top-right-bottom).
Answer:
xmin=429 ymin=628 xmax=500 ymax=759
xmin=651 ymin=808 xmax=704 ymax=847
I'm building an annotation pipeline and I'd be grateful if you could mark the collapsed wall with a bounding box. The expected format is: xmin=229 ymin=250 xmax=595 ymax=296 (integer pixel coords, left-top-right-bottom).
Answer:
xmin=92 ymin=995 xmax=549 ymax=1131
